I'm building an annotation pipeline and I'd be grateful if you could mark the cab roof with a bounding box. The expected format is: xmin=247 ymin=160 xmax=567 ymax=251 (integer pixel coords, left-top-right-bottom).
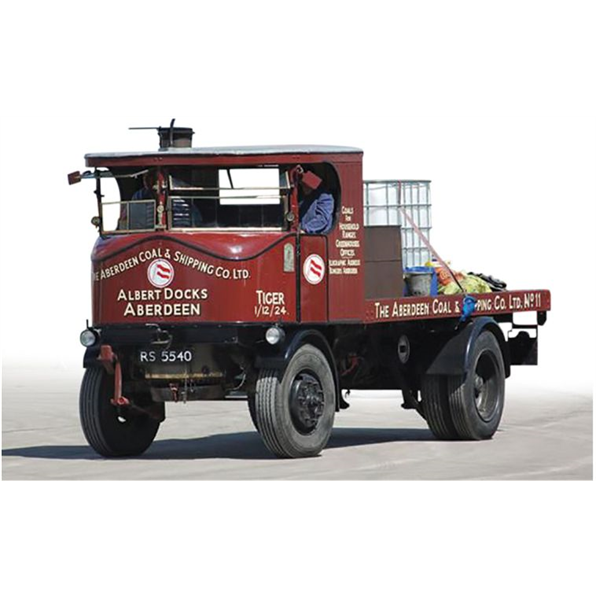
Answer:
xmin=85 ymin=144 xmax=363 ymax=160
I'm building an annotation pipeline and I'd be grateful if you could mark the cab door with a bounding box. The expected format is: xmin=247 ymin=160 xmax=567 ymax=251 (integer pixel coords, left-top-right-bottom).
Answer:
xmin=298 ymin=234 xmax=328 ymax=323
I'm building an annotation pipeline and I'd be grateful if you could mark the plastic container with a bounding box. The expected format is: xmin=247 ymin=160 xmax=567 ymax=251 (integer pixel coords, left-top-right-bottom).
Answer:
xmin=404 ymin=266 xmax=438 ymax=297
xmin=363 ymin=180 xmax=432 ymax=268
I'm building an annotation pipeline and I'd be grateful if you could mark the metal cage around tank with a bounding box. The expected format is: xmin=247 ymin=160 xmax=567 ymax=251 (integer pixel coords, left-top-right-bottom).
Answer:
xmin=363 ymin=180 xmax=432 ymax=268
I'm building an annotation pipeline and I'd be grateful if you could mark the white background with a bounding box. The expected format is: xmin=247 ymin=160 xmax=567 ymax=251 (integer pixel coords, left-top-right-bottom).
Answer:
xmin=1 ymin=116 xmax=594 ymax=392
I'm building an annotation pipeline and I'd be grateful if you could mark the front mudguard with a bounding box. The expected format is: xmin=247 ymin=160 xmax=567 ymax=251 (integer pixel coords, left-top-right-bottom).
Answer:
xmin=255 ymin=329 xmax=344 ymax=411
xmin=83 ymin=346 xmax=101 ymax=368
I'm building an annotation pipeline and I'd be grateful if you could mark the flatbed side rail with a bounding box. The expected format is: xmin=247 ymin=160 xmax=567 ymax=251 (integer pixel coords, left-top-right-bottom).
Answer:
xmin=365 ymin=290 xmax=551 ymax=324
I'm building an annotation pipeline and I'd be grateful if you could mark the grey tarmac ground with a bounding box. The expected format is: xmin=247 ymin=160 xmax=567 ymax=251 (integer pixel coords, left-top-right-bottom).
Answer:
xmin=2 ymin=367 xmax=592 ymax=480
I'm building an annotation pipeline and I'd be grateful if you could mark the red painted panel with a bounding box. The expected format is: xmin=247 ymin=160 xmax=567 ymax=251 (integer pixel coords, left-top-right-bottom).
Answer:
xmin=327 ymin=162 xmax=365 ymax=321
xmin=299 ymin=235 xmax=327 ymax=323
xmin=92 ymin=233 xmax=297 ymax=325
xmin=92 ymin=231 xmax=293 ymax=262
xmin=364 ymin=290 xmax=552 ymax=324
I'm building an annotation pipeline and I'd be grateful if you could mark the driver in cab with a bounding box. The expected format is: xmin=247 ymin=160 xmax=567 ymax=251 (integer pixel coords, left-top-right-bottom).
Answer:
xmin=298 ymin=168 xmax=334 ymax=234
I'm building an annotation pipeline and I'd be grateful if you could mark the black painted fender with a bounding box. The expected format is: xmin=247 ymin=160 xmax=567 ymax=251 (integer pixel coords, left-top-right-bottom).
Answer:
xmin=83 ymin=346 xmax=101 ymax=368
xmin=426 ymin=317 xmax=510 ymax=378
xmin=255 ymin=329 xmax=343 ymax=411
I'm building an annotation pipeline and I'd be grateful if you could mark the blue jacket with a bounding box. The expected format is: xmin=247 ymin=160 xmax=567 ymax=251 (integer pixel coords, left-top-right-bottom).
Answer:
xmin=299 ymin=191 xmax=334 ymax=234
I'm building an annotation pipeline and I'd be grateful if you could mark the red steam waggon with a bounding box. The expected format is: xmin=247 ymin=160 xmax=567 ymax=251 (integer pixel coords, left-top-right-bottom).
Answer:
xmin=70 ymin=123 xmax=551 ymax=458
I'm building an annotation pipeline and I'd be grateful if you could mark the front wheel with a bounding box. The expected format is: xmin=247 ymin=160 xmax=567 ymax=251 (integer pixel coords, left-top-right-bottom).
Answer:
xmin=247 ymin=394 xmax=259 ymax=431
xmin=80 ymin=367 xmax=161 ymax=457
xmin=255 ymin=344 xmax=336 ymax=458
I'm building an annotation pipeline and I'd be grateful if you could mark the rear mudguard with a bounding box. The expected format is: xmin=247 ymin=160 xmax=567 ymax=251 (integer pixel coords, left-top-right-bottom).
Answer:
xmin=425 ymin=316 xmax=510 ymax=378
xmin=255 ymin=329 xmax=344 ymax=411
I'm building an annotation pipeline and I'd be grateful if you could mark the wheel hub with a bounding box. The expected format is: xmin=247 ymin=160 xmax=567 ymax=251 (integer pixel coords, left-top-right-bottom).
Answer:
xmin=473 ymin=351 xmax=500 ymax=422
xmin=474 ymin=374 xmax=485 ymax=400
xmin=289 ymin=373 xmax=325 ymax=434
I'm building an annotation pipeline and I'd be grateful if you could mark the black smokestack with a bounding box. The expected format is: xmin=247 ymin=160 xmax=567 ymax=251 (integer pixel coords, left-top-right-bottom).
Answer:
xmin=158 ymin=119 xmax=194 ymax=149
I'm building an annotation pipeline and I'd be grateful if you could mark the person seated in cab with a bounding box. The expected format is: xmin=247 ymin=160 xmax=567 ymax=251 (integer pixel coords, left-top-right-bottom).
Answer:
xmin=298 ymin=168 xmax=334 ymax=234
xmin=117 ymin=170 xmax=156 ymax=230
xmin=121 ymin=170 xmax=202 ymax=230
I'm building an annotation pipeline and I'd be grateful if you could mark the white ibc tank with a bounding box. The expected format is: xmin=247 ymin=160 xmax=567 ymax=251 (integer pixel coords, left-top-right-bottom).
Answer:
xmin=363 ymin=180 xmax=432 ymax=268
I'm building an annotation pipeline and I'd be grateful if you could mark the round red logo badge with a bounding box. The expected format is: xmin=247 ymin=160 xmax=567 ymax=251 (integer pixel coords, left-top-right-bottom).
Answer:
xmin=303 ymin=254 xmax=325 ymax=285
xmin=147 ymin=259 xmax=174 ymax=288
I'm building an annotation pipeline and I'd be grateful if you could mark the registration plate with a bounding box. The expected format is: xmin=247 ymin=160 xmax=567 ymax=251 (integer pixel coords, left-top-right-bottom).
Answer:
xmin=138 ymin=349 xmax=194 ymax=364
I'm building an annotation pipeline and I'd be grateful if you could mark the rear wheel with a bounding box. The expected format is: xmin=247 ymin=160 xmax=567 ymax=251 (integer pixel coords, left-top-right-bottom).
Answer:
xmin=421 ymin=375 xmax=459 ymax=440
xmin=447 ymin=331 xmax=505 ymax=440
xmin=80 ymin=367 xmax=160 ymax=457
xmin=255 ymin=345 xmax=336 ymax=458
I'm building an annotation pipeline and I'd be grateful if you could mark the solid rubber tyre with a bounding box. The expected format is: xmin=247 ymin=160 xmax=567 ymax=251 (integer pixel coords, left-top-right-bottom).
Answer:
xmin=255 ymin=344 xmax=336 ymax=458
xmin=79 ymin=367 xmax=160 ymax=457
xmin=421 ymin=375 xmax=459 ymax=440
xmin=447 ymin=331 xmax=505 ymax=440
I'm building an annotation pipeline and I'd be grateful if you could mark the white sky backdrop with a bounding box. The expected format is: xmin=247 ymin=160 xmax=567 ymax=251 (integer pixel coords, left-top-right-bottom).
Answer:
xmin=1 ymin=116 xmax=593 ymax=391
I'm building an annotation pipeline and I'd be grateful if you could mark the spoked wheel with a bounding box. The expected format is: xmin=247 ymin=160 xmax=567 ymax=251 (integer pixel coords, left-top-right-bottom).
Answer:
xmin=255 ymin=344 xmax=336 ymax=458
xmin=80 ymin=367 xmax=161 ymax=457
xmin=448 ymin=331 xmax=505 ymax=440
